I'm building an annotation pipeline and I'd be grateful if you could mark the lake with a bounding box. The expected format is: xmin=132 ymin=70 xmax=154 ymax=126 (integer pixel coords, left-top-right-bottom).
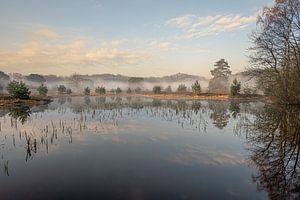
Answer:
xmin=0 ymin=96 xmax=299 ymax=200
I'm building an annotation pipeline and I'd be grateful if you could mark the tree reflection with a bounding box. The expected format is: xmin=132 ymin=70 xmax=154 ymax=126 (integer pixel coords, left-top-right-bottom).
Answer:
xmin=9 ymin=106 xmax=31 ymax=124
xmin=245 ymin=105 xmax=300 ymax=200
xmin=208 ymin=101 xmax=230 ymax=129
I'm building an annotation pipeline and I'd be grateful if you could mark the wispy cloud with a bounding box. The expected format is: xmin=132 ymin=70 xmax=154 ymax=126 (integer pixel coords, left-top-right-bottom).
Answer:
xmin=31 ymin=28 xmax=60 ymax=39
xmin=166 ymin=14 xmax=257 ymax=39
xmin=0 ymin=28 xmax=147 ymax=72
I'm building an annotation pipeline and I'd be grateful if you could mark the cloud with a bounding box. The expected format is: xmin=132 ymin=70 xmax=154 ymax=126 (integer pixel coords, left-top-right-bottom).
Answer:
xmin=166 ymin=14 xmax=257 ymax=39
xmin=149 ymin=41 xmax=174 ymax=51
xmin=0 ymin=29 xmax=146 ymax=72
xmin=31 ymin=28 xmax=60 ymax=39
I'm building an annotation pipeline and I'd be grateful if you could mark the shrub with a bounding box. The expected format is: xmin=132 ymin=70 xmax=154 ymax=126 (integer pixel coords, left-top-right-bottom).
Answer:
xmin=116 ymin=87 xmax=122 ymax=94
xmin=84 ymin=87 xmax=91 ymax=95
xmin=153 ymin=86 xmax=161 ymax=94
xmin=95 ymin=86 xmax=106 ymax=94
xmin=177 ymin=84 xmax=187 ymax=93
xmin=7 ymin=81 xmax=31 ymax=100
xmin=165 ymin=86 xmax=172 ymax=93
xmin=191 ymin=80 xmax=201 ymax=95
xmin=57 ymin=85 xmax=66 ymax=94
xmin=37 ymin=84 xmax=48 ymax=96
xmin=66 ymin=88 xmax=72 ymax=94
xmin=127 ymin=88 xmax=132 ymax=93
xmin=230 ymin=79 xmax=241 ymax=96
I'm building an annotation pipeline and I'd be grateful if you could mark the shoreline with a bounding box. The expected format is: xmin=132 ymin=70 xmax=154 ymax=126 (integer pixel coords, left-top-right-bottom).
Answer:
xmin=48 ymin=92 xmax=266 ymax=102
xmin=0 ymin=93 xmax=265 ymax=108
xmin=0 ymin=96 xmax=53 ymax=108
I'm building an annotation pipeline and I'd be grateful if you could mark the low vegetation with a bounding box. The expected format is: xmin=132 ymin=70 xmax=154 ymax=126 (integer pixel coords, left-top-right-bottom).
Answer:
xmin=37 ymin=84 xmax=48 ymax=97
xmin=7 ymin=81 xmax=31 ymax=100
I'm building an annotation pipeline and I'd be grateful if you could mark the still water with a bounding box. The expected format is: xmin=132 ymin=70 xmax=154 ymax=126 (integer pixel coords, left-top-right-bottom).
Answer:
xmin=0 ymin=96 xmax=299 ymax=200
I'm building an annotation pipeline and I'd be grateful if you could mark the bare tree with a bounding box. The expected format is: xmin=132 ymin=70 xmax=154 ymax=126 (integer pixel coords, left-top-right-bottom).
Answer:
xmin=249 ymin=0 xmax=300 ymax=104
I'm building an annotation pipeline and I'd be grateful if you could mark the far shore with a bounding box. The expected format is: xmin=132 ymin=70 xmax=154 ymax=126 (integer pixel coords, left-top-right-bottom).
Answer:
xmin=47 ymin=92 xmax=266 ymax=102
xmin=0 ymin=92 xmax=266 ymax=108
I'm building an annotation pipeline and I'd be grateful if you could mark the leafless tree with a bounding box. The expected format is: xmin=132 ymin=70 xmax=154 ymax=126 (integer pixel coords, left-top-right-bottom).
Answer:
xmin=249 ymin=0 xmax=300 ymax=104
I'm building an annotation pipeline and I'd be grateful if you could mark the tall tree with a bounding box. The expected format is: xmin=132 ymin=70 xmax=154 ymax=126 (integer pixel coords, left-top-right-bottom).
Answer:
xmin=209 ymin=59 xmax=231 ymax=93
xmin=249 ymin=0 xmax=300 ymax=104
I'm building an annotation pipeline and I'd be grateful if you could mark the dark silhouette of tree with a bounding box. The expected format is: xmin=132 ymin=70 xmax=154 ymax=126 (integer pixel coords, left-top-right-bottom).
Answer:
xmin=244 ymin=105 xmax=300 ymax=199
xmin=208 ymin=101 xmax=230 ymax=129
xmin=249 ymin=0 xmax=300 ymax=104
xmin=209 ymin=59 xmax=232 ymax=93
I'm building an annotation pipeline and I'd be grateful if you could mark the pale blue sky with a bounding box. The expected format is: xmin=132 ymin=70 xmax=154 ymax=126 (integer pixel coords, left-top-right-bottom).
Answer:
xmin=0 ymin=0 xmax=272 ymax=77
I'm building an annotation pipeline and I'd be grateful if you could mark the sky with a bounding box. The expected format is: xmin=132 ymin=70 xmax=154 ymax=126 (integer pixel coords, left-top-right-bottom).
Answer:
xmin=0 ymin=0 xmax=273 ymax=78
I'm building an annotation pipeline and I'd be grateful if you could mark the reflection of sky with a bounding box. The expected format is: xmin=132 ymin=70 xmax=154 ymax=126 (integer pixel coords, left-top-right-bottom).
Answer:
xmin=0 ymin=97 xmax=267 ymax=199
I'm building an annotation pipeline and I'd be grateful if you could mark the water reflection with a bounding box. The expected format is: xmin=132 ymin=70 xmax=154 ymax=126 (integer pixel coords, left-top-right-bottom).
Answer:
xmin=9 ymin=106 xmax=31 ymax=125
xmin=242 ymin=105 xmax=300 ymax=200
xmin=208 ymin=101 xmax=230 ymax=130
xmin=0 ymin=96 xmax=298 ymax=199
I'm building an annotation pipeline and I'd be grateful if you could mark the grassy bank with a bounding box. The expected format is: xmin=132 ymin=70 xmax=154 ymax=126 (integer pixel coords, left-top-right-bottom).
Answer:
xmin=0 ymin=95 xmax=52 ymax=108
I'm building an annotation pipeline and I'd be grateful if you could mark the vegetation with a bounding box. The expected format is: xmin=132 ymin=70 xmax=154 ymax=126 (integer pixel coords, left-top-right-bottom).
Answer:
xmin=66 ymin=88 xmax=72 ymax=94
xmin=153 ymin=86 xmax=162 ymax=94
xmin=127 ymin=88 xmax=132 ymax=93
xmin=249 ymin=0 xmax=300 ymax=104
xmin=177 ymin=84 xmax=187 ymax=93
xmin=7 ymin=81 xmax=31 ymax=100
xmin=0 ymin=84 xmax=3 ymax=93
xmin=84 ymin=87 xmax=91 ymax=95
xmin=37 ymin=84 xmax=48 ymax=96
xmin=191 ymin=80 xmax=201 ymax=95
xmin=165 ymin=86 xmax=172 ymax=93
xmin=230 ymin=79 xmax=241 ymax=96
xmin=116 ymin=87 xmax=122 ymax=94
xmin=57 ymin=85 xmax=66 ymax=94
xmin=95 ymin=86 xmax=106 ymax=94
xmin=209 ymin=59 xmax=231 ymax=93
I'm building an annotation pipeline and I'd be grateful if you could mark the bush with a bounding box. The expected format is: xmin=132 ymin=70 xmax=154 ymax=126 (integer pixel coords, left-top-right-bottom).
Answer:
xmin=153 ymin=86 xmax=161 ymax=94
xmin=191 ymin=80 xmax=201 ymax=95
xmin=37 ymin=84 xmax=48 ymax=96
xmin=66 ymin=88 xmax=72 ymax=94
xmin=84 ymin=87 xmax=91 ymax=95
xmin=127 ymin=88 xmax=132 ymax=93
xmin=95 ymin=86 xmax=106 ymax=94
xmin=177 ymin=84 xmax=187 ymax=93
xmin=230 ymin=79 xmax=241 ymax=96
xmin=116 ymin=87 xmax=122 ymax=94
xmin=7 ymin=81 xmax=31 ymax=100
xmin=165 ymin=86 xmax=172 ymax=93
xmin=58 ymin=85 xmax=66 ymax=94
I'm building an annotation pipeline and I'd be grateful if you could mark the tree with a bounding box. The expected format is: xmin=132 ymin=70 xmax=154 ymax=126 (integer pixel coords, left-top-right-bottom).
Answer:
xmin=116 ymin=87 xmax=122 ymax=94
xmin=177 ymin=84 xmax=187 ymax=93
xmin=153 ymin=86 xmax=161 ymax=94
xmin=126 ymin=88 xmax=132 ymax=93
xmin=0 ymin=84 xmax=3 ymax=93
xmin=209 ymin=59 xmax=231 ymax=93
xmin=249 ymin=0 xmax=300 ymax=104
xmin=66 ymin=88 xmax=72 ymax=94
xmin=84 ymin=87 xmax=90 ymax=95
xmin=191 ymin=80 xmax=201 ymax=95
xmin=37 ymin=84 xmax=48 ymax=96
xmin=165 ymin=85 xmax=172 ymax=93
xmin=7 ymin=81 xmax=31 ymax=100
xmin=230 ymin=79 xmax=241 ymax=96
xmin=57 ymin=85 xmax=66 ymax=94
xmin=95 ymin=86 xmax=106 ymax=94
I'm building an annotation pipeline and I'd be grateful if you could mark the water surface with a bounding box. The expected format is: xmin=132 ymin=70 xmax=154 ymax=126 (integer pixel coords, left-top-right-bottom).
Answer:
xmin=0 ymin=96 xmax=299 ymax=200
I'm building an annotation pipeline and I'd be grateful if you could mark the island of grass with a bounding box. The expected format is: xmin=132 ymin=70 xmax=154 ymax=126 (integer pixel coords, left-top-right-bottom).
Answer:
xmin=0 ymin=81 xmax=52 ymax=108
